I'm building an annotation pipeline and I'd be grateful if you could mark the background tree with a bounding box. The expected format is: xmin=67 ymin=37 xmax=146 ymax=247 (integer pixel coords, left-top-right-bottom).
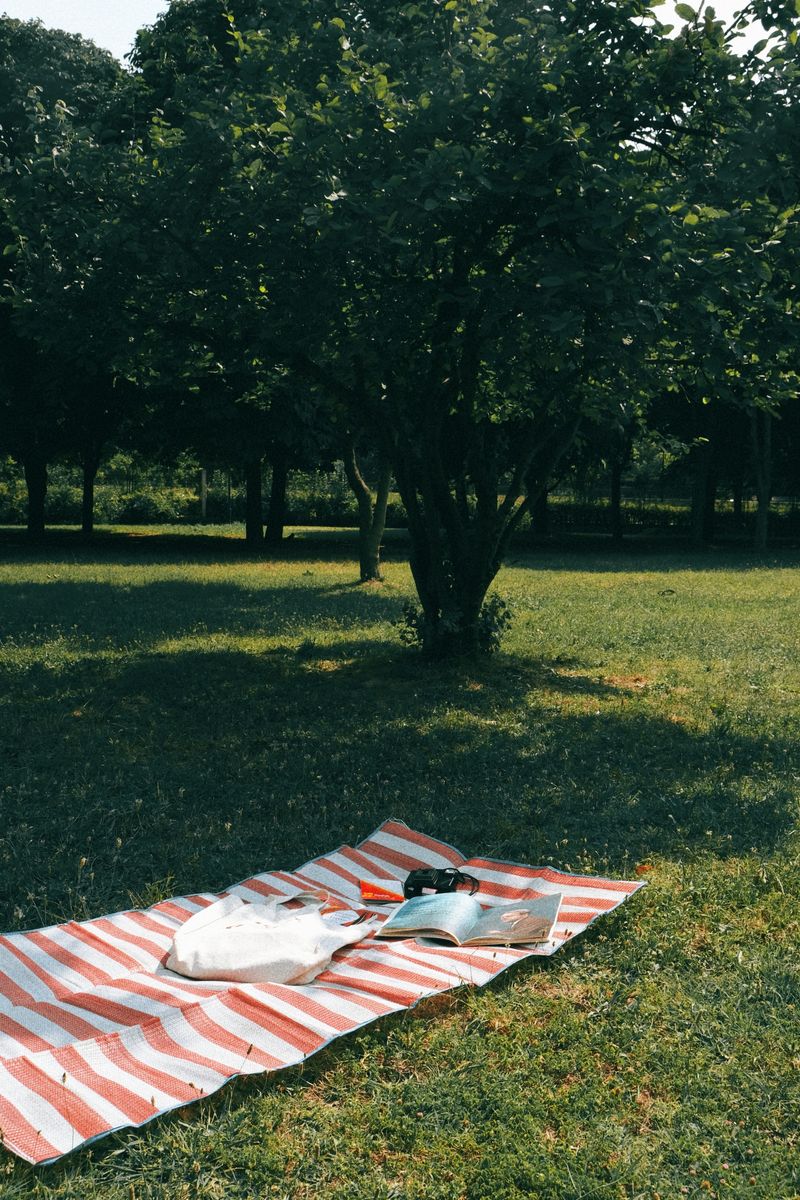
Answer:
xmin=5 ymin=0 xmax=797 ymax=590
xmin=644 ymin=5 xmax=800 ymax=550
xmin=0 ymin=17 xmax=128 ymax=538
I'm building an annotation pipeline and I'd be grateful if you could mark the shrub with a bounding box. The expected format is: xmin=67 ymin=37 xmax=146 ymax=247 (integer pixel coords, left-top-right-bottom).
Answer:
xmin=0 ymin=477 xmax=28 ymax=524
xmin=396 ymin=593 xmax=514 ymax=654
xmin=112 ymin=488 xmax=199 ymax=524
xmin=45 ymin=482 xmax=83 ymax=523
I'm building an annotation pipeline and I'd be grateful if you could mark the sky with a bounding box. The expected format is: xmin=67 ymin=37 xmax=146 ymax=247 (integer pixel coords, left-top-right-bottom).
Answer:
xmin=0 ymin=0 xmax=766 ymax=63
xmin=0 ymin=1 xmax=168 ymax=61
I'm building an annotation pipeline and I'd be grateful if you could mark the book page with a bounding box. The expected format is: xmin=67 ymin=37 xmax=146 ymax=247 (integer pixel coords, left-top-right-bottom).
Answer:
xmin=463 ymin=893 xmax=562 ymax=946
xmin=377 ymin=892 xmax=482 ymax=942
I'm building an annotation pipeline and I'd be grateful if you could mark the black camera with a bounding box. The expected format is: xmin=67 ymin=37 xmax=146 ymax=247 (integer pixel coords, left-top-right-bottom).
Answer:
xmin=403 ymin=867 xmax=479 ymax=898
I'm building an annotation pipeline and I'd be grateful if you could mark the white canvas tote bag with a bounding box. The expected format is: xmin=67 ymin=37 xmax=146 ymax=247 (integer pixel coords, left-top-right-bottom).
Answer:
xmin=166 ymin=894 xmax=372 ymax=985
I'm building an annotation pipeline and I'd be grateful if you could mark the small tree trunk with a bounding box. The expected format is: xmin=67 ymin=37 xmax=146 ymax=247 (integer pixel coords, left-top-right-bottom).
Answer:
xmin=751 ymin=410 xmax=772 ymax=553
xmin=200 ymin=468 xmax=208 ymax=522
xmin=732 ymin=475 xmax=743 ymax=525
xmin=24 ymin=456 xmax=48 ymax=541
xmin=342 ymin=442 xmax=391 ymax=582
xmin=703 ymin=468 xmax=717 ymax=544
xmin=754 ymin=491 xmax=770 ymax=553
xmin=690 ymin=446 xmax=710 ymax=549
xmin=610 ymin=461 xmax=624 ymax=545
xmin=244 ymin=457 xmax=263 ymax=547
xmin=264 ymin=455 xmax=288 ymax=548
xmin=533 ymin=488 xmax=549 ymax=536
xmin=81 ymin=454 xmax=100 ymax=540
xmin=364 ymin=461 xmax=391 ymax=580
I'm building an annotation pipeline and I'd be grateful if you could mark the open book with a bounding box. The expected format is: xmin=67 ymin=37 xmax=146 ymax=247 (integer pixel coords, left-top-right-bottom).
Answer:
xmin=376 ymin=890 xmax=561 ymax=947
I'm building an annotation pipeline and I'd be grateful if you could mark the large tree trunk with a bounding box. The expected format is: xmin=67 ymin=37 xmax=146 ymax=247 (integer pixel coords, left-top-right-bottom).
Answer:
xmin=392 ymin=461 xmax=491 ymax=657
xmin=392 ymin=416 xmax=578 ymax=659
xmin=751 ymin=409 xmax=772 ymax=553
xmin=81 ymin=451 xmax=101 ymax=540
xmin=264 ymin=455 xmax=288 ymax=548
xmin=24 ymin=457 xmax=48 ymax=541
xmin=342 ymin=442 xmax=391 ymax=582
xmin=244 ymin=458 xmax=263 ymax=547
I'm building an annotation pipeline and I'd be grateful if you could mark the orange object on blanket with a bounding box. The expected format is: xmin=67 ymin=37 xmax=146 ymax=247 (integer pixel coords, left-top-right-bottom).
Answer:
xmin=359 ymin=877 xmax=405 ymax=904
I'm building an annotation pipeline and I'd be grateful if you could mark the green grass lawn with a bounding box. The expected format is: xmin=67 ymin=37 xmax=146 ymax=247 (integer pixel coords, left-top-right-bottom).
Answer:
xmin=1 ymin=527 xmax=798 ymax=1199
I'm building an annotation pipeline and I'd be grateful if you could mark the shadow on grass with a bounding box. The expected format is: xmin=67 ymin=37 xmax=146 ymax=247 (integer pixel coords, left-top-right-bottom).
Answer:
xmin=0 ymin=577 xmax=405 ymax=648
xmin=0 ymin=617 xmax=794 ymax=928
xmin=0 ymin=525 xmax=411 ymax=568
xmin=1 ymin=570 xmax=796 ymax=1172
xmin=2 ymin=523 xmax=800 ymax=571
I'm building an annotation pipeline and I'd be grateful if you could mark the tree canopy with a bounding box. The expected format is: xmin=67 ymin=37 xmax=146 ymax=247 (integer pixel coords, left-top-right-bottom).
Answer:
xmin=1 ymin=2 xmax=799 ymax=649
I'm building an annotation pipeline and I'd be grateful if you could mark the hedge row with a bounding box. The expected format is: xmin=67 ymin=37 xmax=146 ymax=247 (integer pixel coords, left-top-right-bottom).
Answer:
xmin=0 ymin=479 xmax=409 ymax=527
xmin=0 ymin=481 xmax=201 ymax=525
xmin=2 ymin=476 xmax=798 ymax=534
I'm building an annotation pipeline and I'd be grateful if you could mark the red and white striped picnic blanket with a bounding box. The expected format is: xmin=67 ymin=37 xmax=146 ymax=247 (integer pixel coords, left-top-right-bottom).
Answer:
xmin=0 ymin=820 xmax=643 ymax=1165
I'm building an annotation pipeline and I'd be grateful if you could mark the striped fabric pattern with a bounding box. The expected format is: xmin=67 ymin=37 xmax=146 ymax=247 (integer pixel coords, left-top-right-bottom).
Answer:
xmin=0 ymin=820 xmax=643 ymax=1165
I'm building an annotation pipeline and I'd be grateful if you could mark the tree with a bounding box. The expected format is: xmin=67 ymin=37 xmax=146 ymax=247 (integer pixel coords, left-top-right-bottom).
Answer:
xmin=15 ymin=0 xmax=790 ymax=610
xmin=342 ymin=440 xmax=392 ymax=582
xmin=129 ymin=0 xmax=711 ymax=653
xmin=0 ymin=17 xmax=127 ymax=538
xmin=654 ymin=26 xmax=800 ymax=551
